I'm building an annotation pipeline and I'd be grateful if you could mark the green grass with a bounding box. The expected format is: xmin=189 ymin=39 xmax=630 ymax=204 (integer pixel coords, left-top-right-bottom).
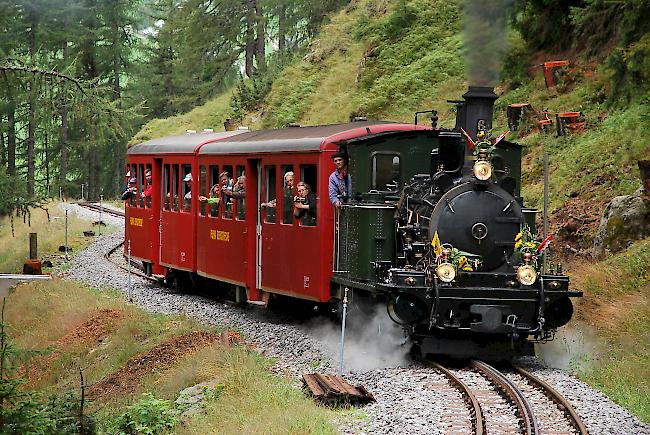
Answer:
xmin=4 ymin=280 xmax=336 ymax=433
xmin=569 ymin=239 xmax=650 ymax=421
xmin=0 ymin=201 xmax=105 ymax=274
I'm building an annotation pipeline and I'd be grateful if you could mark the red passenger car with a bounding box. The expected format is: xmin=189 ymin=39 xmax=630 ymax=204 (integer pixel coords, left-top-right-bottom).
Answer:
xmin=124 ymin=131 xmax=243 ymax=277
xmin=126 ymin=122 xmax=424 ymax=305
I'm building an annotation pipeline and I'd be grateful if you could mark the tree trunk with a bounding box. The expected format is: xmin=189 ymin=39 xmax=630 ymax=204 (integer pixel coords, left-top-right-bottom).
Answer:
xmin=26 ymin=94 xmax=35 ymax=196
xmin=26 ymin=14 xmax=37 ymax=197
xmin=245 ymin=0 xmax=256 ymax=77
xmin=0 ymin=116 xmax=5 ymax=169
xmin=255 ymin=1 xmax=265 ymax=71
xmin=112 ymin=18 xmax=122 ymax=197
xmin=59 ymin=84 xmax=69 ymax=193
xmin=5 ymin=94 xmax=16 ymax=176
xmin=278 ymin=4 xmax=286 ymax=53
xmin=1 ymin=71 xmax=16 ymax=176
xmin=44 ymin=126 xmax=50 ymax=196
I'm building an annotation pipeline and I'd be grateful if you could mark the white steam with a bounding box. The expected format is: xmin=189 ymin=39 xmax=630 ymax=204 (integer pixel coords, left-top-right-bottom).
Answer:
xmin=304 ymin=304 xmax=411 ymax=372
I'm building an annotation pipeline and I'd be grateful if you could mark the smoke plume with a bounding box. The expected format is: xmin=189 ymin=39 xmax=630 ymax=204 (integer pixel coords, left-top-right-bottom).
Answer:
xmin=461 ymin=0 xmax=513 ymax=86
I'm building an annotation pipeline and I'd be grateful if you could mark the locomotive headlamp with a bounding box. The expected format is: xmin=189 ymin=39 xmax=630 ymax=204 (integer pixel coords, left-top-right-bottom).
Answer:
xmin=516 ymin=264 xmax=537 ymax=286
xmin=436 ymin=263 xmax=456 ymax=283
xmin=473 ymin=160 xmax=493 ymax=180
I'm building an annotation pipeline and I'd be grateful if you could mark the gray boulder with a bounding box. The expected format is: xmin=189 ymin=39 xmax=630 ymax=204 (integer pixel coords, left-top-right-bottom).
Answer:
xmin=593 ymin=188 xmax=649 ymax=257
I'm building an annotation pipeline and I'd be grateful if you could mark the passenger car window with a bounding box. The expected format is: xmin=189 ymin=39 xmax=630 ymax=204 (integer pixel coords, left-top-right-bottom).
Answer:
xmin=209 ymin=165 xmax=219 ymax=218
xmin=181 ymin=164 xmax=192 ymax=213
xmin=138 ymin=164 xmax=145 ymax=208
xmin=199 ymin=165 xmax=207 ymax=216
xmin=281 ymin=165 xmax=294 ymax=224
xmin=235 ymin=165 xmax=246 ymax=221
xmin=144 ymin=164 xmax=152 ymax=208
xmin=299 ymin=164 xmax=317 ymax=227
xmin=172 ymin=165 xmax=179 ymax=212
xmin=221 ymin=165 xmax=233 ymax=219
xmin=264 ymin=165 xmax=276 ymax=223
xmin=163 ymin=165 xmax=170 ymax=211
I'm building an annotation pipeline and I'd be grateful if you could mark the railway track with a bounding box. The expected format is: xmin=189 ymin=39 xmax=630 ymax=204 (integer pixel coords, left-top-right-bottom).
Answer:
xmin=104 ymin=239 xmax=160 ymax=284
xmin=420 ymin=358 xmax=588 ymax=435
xmin=76 ymin=201 xmax=125 ymax=218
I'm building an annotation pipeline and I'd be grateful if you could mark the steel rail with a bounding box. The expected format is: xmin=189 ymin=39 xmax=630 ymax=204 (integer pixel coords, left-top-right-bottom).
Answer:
xmin=419 ymin=358 xmax=485 ymax=435
xmin=104 ymin=240 xmax=160 ymax=284
xmin=76 ymin=201 xmax=125 ymax=218
xmin=471 ymin=360 xmax=539 ymax=435
xmin=514 ymin=366 xmax=588 ymax=435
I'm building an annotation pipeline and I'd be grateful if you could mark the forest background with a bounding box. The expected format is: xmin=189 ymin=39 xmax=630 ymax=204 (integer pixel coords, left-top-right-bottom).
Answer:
xmin=0 ymin=0 xmax=647 ymax=213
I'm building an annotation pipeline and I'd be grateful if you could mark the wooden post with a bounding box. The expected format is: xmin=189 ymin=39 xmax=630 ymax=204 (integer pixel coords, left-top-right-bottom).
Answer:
xmin=639 ymin=160 xmax=650 ymax=198
xmin=29 ymin=233 xmax=37 ymax=260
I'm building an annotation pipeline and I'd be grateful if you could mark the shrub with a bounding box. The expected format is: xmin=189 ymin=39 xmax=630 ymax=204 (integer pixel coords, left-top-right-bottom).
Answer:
xmin=109 ymin=393 xmax=179 ymax=435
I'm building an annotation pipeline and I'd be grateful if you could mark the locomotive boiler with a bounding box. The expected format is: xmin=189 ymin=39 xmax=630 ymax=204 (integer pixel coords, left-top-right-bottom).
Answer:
xmin=333 ymin=86 xmax=581 ymax=358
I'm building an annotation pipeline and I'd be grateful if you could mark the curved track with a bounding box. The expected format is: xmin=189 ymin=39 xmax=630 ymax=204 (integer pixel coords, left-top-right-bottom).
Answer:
xmin=419 ymin=358 xmax=588 ymax=435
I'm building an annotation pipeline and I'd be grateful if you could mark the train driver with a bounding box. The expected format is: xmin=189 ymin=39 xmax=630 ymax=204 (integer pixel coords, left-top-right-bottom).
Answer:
xmin=328 ymin=151 xmax=352 ymax=207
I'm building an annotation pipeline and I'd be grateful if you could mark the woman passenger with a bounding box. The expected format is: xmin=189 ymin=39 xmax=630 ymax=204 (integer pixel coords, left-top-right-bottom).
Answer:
xmin=293 ymin=181 xmax=316 ymax=226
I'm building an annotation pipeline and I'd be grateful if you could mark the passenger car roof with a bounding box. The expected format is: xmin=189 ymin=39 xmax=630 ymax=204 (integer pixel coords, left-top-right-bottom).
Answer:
xmin=199 ymin=122 xmax=426 ymax=155
xmin=127 ymin=130 xmax=245 ymax=155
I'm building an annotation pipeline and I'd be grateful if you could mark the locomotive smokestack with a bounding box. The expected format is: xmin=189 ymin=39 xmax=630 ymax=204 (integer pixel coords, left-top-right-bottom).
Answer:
xmin=455 ymin=86 xmax=498 ymax=140
xmin=453 ymin=86 xmax=498 ymax=170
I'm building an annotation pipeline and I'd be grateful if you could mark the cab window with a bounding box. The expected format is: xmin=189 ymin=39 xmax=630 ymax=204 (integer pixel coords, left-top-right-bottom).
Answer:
xmin=372 ymin=153 xmax=400 ymax=191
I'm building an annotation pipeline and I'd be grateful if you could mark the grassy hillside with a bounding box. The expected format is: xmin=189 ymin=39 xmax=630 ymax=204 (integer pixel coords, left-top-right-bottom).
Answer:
xmin=130 ymin=89 xmax=235 ymax=145
xmin=131 ymin=0 xmax=649 ymax=421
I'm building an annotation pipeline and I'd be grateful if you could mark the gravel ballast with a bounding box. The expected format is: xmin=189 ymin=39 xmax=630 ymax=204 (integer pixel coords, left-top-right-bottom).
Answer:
xmin=60 ymin=203 xmax=650 ymax=434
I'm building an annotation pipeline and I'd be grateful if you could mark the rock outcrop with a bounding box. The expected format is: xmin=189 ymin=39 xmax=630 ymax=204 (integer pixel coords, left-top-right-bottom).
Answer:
xmin=593 ymin=188 xmax=649 ymax=257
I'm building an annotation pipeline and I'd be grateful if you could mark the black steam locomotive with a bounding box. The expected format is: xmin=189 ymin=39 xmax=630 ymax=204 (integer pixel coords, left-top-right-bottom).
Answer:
xmin=334 ymin=86 xmax=581 ymax=358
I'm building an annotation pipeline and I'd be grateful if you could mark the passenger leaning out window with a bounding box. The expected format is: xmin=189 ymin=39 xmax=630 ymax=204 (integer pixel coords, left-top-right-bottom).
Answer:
xmin=293 ymin=181 xmax=316 ymax=226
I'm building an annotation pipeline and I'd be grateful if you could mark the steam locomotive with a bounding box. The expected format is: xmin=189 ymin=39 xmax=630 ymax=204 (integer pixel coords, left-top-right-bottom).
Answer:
xmin=125 ymin=85 xmax=581 ymax=359
xmin=334 ymin=86 xmax=581 ymax=358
